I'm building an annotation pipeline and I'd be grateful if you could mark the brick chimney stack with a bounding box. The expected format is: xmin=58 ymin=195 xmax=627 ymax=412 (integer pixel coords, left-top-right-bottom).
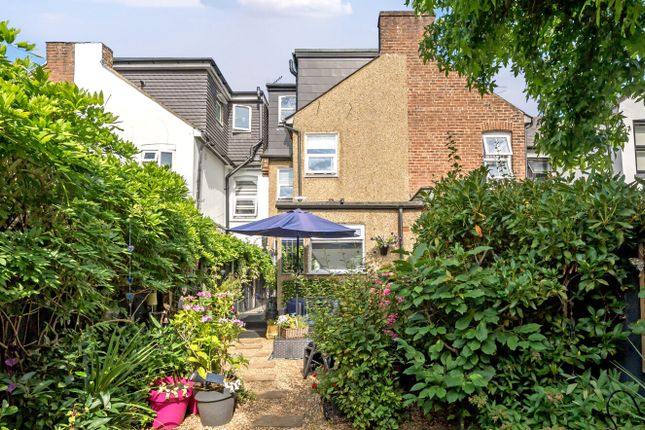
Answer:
xmin=378 ymin=11 xmax=434 ymax=55
xmin=46 ymin=42 xmax=75 ymax=82
xmin=46 ymin=42 xmax=114 ymax=83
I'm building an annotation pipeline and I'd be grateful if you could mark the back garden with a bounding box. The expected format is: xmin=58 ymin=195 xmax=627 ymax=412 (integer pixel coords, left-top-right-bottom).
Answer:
xmin=1 ymin=13 xmax=645 ymax=430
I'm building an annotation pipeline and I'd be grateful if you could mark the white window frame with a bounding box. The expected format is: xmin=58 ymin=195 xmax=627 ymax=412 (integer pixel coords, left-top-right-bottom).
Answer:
xmin=304 ymin=133 xmax=338 ymax=176
xmin=233 ymin=176 xmax=258 ymax=219
xmin=308 ymin=224 xmax=364 ymax=274
xmin=140 ymin=150 xmax=173 ymax=168
xmin=482 ymin=132 xmax=513 ymax=179
xmin=215 ymin=100 xmax=224 ymax=126
xmin=232 ymin=104 xmax=252 ymax=132
xmin=634 ymin=121 xmax=645 ymax=174
xmin=278 ymin=95 xmax=296 ymax=124
xmin=277 ymin=168 xmax=293 ymax=200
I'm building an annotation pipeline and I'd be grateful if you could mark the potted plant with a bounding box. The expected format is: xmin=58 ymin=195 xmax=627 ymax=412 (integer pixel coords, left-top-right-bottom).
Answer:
xmin=276 ymin=314 xmax=309 ymax=339
xmin=171 ymin=282 xmax=247 ymax=427
xmin=371 ymin=233 xmax=398 ymax=256
xmin=266 ymin=319 xmax=279 ymax=339
xmin=148 ymin=376 xmax=193 ymax=429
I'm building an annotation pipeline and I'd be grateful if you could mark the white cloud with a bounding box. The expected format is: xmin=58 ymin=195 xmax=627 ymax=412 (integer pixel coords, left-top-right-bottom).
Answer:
xmin=238 ymin=0 xmax=352 ymax=17
xmin=92 ymin=0 xmax=204 ymax=8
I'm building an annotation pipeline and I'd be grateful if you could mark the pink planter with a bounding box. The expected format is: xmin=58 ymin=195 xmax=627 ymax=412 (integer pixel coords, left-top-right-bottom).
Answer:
xmin=149 ymin=377 xmax=194 ymax=429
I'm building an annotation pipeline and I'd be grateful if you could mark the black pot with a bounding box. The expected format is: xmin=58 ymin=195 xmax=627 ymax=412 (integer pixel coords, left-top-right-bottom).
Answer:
xmin=379 ymin=246 xmax=389 ymax=256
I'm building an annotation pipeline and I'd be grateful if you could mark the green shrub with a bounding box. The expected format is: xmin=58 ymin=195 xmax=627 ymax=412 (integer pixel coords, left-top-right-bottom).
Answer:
xmin=392 ymin=168 xmax=644 ymax=427
xmin=310 ymin=276 xmax=405 ymax=430
xmin=282 ymin=275 xmax=366 ymax=302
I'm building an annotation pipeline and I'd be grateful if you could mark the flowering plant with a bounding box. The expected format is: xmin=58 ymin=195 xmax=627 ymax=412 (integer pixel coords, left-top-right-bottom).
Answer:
xmin=171 ymin=278 xmax=247 ymax=385
xmin=371 ymin=233 xmax=398 ymax=248
xmin=149 ymin=376 xmax=193 ymax=401
xmin=276 ymin=314 xmax=307 ymax=329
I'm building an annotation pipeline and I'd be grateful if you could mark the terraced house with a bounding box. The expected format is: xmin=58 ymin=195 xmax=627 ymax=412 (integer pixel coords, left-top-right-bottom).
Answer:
xmin=263 ymin=11 xmax=532 ymax=301
xmin=46 ymin=42 xmax=269 ymax=242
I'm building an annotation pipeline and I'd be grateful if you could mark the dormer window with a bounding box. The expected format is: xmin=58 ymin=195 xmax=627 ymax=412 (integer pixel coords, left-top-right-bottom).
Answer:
xmin=278 ymin=95 xmax=296 ymax=124
xmin=233 ymin=105 xmax=251 ymax=132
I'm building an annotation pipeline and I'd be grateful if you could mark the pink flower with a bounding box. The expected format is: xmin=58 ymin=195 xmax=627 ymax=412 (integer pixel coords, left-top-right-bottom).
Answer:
xmin=6 ymin=383 xmax=16 ymax=394
xmin=384 ymin=329 xmax=398 ymax=338
xmin=383 ymin=288 xmax=391 ymax=296
xmin=184 ymin=295 xmax=196 ymax=301
xmin=201 ymin=315 xmax=213 ymax=323
xmin=196 ymin=291 xmax=212 ymax=298
xmin=4 ymin=358 xmax=18 ymax=368
xmin=230 ymin=305 xmax=236 ymax=312
xmin=386 ymin=313 xmax=398 ymax=325
xmin=396 ymin=296 xmax=404 ymax=303
xmin=374 ymin=279 xmax=383 ymax=285
xmin=182 ymin=305 xmax=192 ymax=310
xmin=192 ymin=305 xmax=205 ymax=312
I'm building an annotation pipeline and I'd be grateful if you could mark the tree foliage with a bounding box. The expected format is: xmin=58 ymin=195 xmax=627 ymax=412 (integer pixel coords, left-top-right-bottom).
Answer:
xmin=0 ymin=22 xmax=273 ymax=355
xmin=408 ymin=0 xmax=645 ymax=170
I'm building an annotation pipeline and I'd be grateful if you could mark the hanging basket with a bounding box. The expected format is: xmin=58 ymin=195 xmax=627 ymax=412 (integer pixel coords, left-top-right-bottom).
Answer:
xmin=379 ymin=246 xmax=390 ymax=256
xmin=280 ymin=327 xmax=309 ymax=339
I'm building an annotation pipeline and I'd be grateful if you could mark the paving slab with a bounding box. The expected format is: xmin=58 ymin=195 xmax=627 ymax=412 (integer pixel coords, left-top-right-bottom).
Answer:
xmin=252 ymin=415 xmax=304 ymax=428
xmin=238 ymin=337 xmax=263 ymax=344
xmin=256 ymin=390 xmax=288 ymax=400
xmin=248 ymin=361 xmax=275 ymax=369
xmin=244 ymin=373 xmax=276 ymax=382
xmin=234 ymin=343 xmax=263 ymax=350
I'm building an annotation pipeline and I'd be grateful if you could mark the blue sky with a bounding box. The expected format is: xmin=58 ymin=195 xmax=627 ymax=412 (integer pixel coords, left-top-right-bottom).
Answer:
xmin=1 ymin=0 xmax=537 ymax=114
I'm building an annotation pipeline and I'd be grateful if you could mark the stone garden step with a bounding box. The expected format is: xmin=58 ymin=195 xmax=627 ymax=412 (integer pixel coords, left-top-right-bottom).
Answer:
xmin=238 ymin=337 xmax=263 ymax=344
xmin=234 ymin=343 xmax=263 ymax=350
xmin=252 ymin=415 xmax=304 ymax=428
xmin=247 ymin=360 xmax=275 ymax=369
xmin=237 ymin=350 xmax=270 ymax=358
xmin=244 ymin=373 xmax=276 ymax=382
xmin=256 ymin=390 xmax=288 ymax=400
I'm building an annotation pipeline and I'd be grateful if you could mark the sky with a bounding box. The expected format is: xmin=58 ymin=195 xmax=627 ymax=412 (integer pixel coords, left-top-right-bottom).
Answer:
xmin=1 ymin=0 xmax=538 ymax=115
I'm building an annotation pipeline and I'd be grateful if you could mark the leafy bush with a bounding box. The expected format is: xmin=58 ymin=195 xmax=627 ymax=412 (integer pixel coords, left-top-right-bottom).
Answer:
xmin=282 ymin=275 xmax=366 ymax=302
xmin=392 ymin=168 xmax=645 ymax=427
xmin=0 ymin=24 xmax=274 ymax=428
xmin=310 ymin=276 xmax=405 ymax=430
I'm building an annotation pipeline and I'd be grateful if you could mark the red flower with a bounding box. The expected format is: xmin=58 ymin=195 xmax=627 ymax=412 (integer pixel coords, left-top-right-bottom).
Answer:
xmin=312 ymin=382 xmax=318 ymax=389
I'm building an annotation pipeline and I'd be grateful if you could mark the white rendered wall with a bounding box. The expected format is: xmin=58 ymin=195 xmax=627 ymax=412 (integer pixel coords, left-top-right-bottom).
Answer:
xmin=72 ymin=43 xmax=199 ymax=197
xmin=198 ymin=144 xmax=228 ymax=226
xmin=229 ymin=167 xmax=269 ymax=246
xmin=618 ymin=97 xmax=645 ymax=183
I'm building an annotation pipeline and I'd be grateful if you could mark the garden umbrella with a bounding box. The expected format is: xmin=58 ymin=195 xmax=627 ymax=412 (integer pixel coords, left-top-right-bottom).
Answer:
xmin=230 ymin=209 xmax=356 ymax=313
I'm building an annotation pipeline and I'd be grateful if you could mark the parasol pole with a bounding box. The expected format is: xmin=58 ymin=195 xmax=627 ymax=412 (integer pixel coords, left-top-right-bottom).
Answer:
xmin=295 ymin=234 xmax=301 ymax=315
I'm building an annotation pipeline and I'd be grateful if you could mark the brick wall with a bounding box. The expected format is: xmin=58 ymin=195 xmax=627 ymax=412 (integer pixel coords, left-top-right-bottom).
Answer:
xmin=378 ymin=11 xmax=527 ymax=195
xmin=46 ymin=42 xmax=75 ymax=82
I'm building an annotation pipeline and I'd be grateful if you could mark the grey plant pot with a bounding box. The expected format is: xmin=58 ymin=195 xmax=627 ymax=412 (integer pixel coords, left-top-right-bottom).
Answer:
xmin=195 ymin=389 xmax=235 ymax=427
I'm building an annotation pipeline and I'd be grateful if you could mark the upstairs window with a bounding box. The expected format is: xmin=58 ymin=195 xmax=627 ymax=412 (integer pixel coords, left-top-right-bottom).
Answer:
xmin=277 ymin=168 xmax=293 ymax=200
xmin=634 ymin=122 xmax=645 ymax=173
xmin=215 ymin=100 xmax=224 ymax=125
xmin=141 ymin=150 xmax=173 ymax=168
xmin=278 ymin=95 xmax=296 ymax=123
xmin=305 ymin=133 xmax=338 ymax=176
xmin=482 ymin=133 xmax=513 ymax=179
xmin=234 ymin=176 xmax=257 ymax=218
xmin=309 ymin=225 xmax=363 ymax=274
xmin=233 ymin=105 xmax=251 ymax=132
xmin=527 ymin=158 xmax=551 ymax=179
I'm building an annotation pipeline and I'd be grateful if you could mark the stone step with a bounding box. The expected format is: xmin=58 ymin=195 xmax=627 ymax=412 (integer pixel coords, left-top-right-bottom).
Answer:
xmin=247 ymin=361 xmax=275 ymax=369
xmin=233 ymin=343 xmax=263 ymax=350
xmin=256 ymin=390 xmax=288 ymax=400
xmin=244 ymin=373 xmax=276 ymax=382
xmin=237 ymin=350 xmax=270 ymax=358
xmin=253 ymin=415 xmax=304 ymax=428
xmin=238 ymin=337 xmax=263 ymax=344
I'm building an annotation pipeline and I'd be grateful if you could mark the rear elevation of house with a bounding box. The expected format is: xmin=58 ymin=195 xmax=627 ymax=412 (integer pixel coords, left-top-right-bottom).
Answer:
xmin=46 ymin=42 xmax=269 ymax=240
xmin=263 ymin=11 xmax=531 ymax=296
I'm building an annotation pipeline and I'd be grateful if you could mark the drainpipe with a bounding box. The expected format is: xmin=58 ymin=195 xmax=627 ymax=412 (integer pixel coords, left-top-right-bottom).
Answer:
xmin=397 ymin=206 xmax=404 ymax=259
xmin=195 ymin=143 xmax=204 ymax=211
xmin=225 ymin=139 xmax=264 ymax=231
xmin=283 ymin=124 xmax=302 ymax=196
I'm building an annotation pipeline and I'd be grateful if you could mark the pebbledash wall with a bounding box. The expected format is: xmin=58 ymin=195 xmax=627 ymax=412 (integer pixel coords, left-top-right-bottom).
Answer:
xmin=378 ymin=11 xmax=528 ymax=193
xmin=46 ymin=42 xmax=229 ymax=226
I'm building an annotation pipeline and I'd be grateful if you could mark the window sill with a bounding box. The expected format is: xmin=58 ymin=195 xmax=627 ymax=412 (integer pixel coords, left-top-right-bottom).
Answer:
xmin=232 ymin=129 xmax=251 ymax=133
xmin=304 ymin=174 xmax=338 ymax=178
xmin=307 ymin=269 xmax=365 ymax=276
